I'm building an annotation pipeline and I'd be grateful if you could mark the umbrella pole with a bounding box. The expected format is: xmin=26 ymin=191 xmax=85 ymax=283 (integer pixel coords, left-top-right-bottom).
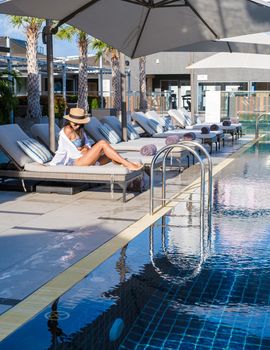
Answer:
xmin=43 ymin=19 xmax=56 ymax=153
xmin=120 ymin=52 xmax=128 ymax=142
xmin=190 ymin=52 xmax=196 ymax=122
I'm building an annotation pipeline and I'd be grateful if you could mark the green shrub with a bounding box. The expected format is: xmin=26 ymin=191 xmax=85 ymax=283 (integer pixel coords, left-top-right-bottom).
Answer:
xmin=40 ymin=95 xmax=67 ymax=118
xmin=87 ymin=96 xmax=106 ymax=112
xmin=91 ymin=97 xmax=99 ymax=109
xmin=66 ymin=95 xmax=78 ymax=103
xmin=54 ymin=95 xmax=67 ymax=118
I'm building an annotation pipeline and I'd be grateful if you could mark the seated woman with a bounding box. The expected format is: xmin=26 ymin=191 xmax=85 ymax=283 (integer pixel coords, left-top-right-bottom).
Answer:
xmin=50 ymin=108 xmax=143 ymax=171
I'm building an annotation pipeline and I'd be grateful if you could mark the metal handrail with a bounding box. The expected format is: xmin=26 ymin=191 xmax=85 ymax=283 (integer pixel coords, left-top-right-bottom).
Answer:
xmin=149 ymin=141 xmax=213 ymax=233
xmin=180 ymin=141 xmax=213 ymax=229
xmin=255 ymin=112 xmax=270 ymax=138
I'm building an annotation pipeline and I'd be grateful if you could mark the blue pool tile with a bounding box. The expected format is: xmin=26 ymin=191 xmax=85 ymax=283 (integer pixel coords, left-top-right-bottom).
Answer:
xmin=243 ymin=344 xmax=260 ymax=350
xmin=164 ymin=339 xmax=181 ymax=348
xmin=179 ymin=342 xmax=196 ymax=350
xmin=194 ymin=344 xmax=212 ymax=350
xmin=261 ymin=339 xmax=270 ymax=347
xmin=212 ymin=338 xmax=230 ymax=348
xmin=198 ymin=337 xmax=214 ymax=346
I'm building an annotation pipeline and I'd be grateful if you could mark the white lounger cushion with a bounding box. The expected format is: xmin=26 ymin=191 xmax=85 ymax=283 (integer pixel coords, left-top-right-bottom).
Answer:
xmin=25 ymin=162 xmax=136 ymax=175
xmin=131 ymin=112 xmax=156 ymax=136
xmin=0 ymin=124 xmax=33 ymax=167
xmin=102 ymin=116 xmax=122 ymax=138
xmin=145 ymin=110 xmax=167 ymax=127
xmin=31 ymin=123 xmax=61 ymax=147
xmin=113 ymin=138 xmax=168 ymax=152
xmin=168 ymin=109 xmax=187 ymax=128
xmin=85 ymin=117 xmax=107 ymax=142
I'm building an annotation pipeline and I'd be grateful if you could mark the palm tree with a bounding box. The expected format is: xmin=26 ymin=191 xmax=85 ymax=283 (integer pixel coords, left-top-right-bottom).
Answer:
xmin=0 ymin=70 xmax=20 ymax=124
xmin=56 ymin=26 xmax=89 ymax=112
xmin=139 ymin=56 xmax=147 ymax=112
xmin=10 ymin=16 xmax=43 ymax=119
xmin=90 ymin=39 xmax=121 ymax=112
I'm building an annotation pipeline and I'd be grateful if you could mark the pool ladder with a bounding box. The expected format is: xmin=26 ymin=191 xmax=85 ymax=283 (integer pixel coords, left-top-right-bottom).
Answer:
xmin=255 ymin=112 xmax=270 ymax=138
xmin=149 ymin=141 xmax=213 ymax=235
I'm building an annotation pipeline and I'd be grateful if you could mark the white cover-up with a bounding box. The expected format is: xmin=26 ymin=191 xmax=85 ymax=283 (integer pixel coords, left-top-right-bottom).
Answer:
xmin=49 ymin=129 xmax=91 ymax=166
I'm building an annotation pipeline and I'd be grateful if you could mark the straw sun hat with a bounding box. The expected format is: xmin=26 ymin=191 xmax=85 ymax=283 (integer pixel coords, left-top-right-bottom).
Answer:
xmin=63 ymin=107 xmax=90 ymax=124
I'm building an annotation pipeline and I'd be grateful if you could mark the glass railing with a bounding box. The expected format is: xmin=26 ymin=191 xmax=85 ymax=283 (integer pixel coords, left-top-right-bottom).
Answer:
xmin=219 ymin=91 xmax=270 ymax=135
xmin=220 ymin=91 xmax=270 ymax=135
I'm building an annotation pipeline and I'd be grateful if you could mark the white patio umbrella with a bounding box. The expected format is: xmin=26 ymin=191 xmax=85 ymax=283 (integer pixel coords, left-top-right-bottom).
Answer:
xmin=1 ymin=0 xmax=270 ymax=149
xmin=187 ymin=52 xmax=270 ymax=69
xmin=169 ymin=40 xmax=270 ymax=54
xmin=1 ymin=0 xmax=270 ymax=58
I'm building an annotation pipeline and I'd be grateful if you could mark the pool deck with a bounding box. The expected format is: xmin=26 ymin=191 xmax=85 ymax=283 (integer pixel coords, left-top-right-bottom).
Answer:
xmin=0 ymin=134 xmax=257 ymax=339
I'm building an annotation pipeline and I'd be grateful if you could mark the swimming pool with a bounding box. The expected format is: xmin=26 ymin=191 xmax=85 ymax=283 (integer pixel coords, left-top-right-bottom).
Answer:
xmin=0 ymin=140 xmax=270 ymax=349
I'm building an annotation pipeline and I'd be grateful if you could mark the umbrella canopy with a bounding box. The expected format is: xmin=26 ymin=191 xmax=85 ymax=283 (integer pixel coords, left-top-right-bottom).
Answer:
xmin=0 ymin=0 xmax=270 ymax=58
xmin=220 ymin=32 xmax=270 ymax=45
xmin=187 ymin=52 xmax=270 ymax=69
xmin=168 ymin=40 xmax=270 ymax=54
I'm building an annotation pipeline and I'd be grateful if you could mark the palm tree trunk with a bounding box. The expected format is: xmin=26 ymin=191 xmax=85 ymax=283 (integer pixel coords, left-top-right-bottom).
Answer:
xmin=139 ymin=56 xmax=147 ymax=112
xmin=26 ymin=24 xmax=42 ymax=118
xmin=78 ymin=37 xmax=89 ymax=112
xmin=111 ymin=55 xmax=121 ymax=112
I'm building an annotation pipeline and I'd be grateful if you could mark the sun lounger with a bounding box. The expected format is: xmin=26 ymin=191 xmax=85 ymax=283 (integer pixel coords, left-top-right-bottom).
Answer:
xmin=131 ymin=112 xmax=219 ymax=153
xmin=0 ymin=124 xmax=143 ymax=202
xmin=186 ymin=122 xmax=239 ymax=144
xmin=168 ymin=108 xmax=241 ymax=143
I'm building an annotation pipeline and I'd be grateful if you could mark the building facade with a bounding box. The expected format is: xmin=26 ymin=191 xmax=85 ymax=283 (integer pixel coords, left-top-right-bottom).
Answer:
xmin=129 ymin=51 xmax=270 ymax=114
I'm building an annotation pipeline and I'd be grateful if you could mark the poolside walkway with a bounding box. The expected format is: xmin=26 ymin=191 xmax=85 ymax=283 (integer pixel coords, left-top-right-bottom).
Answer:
xmin=0 ymin=135 xmax=255 ymax=319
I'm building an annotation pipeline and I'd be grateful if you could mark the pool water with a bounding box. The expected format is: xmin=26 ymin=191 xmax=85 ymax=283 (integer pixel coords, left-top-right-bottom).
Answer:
xmin=1 ymin=141 xmax=270 ymax=349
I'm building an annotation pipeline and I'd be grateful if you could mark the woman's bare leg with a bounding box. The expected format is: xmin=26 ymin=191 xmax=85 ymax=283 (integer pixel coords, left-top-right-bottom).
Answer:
xmin=74 ymin=140 xmax=143 ymax=170
xmin=98 ymin=155 xmax=111 ymax=165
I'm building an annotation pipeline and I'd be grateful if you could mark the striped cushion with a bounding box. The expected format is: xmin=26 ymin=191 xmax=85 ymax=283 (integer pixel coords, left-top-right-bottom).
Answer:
xmin=147 ymin=119 xmax=164 ymax=133
xmin=17 ymin=138 xmax=52 ymax=164
xmin=164 ymin=116 xmax=174 ymax=130
xmin=127 ymin=124 xmax=140 ymax=140
xmin=99 ymin=123 xmax=121 ymax=144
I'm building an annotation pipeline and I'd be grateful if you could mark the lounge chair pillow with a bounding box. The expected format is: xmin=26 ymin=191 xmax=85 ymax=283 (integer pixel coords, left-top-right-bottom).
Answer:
xmin=210 ymin=124 xmax=220 ymax=131
xmin=180 ymin=108 xmax=192 ymax=126
xmin=183 ymin=132 xmax=196 ymax=140
xmin=99 ymin=123 xmax=121 ymax=144
xmin=17 ymin=138 xmax=53 ymax=164
xmin=164 ymin=116 xmax=174 ymax=131
xmin=201 ymin=127 xmax=210 ymax=134
xmin=222 ymin=120 xmax=231 ymax=126
xmin=165 ymin=135 xmax=180 ymax=145
xmin=147 ymin=119 xmax=164 ymax=133
xmin=127 ymin=124 xmax=140 ymax=140
xmin=140 ymin=144 xmax=157 ymax=156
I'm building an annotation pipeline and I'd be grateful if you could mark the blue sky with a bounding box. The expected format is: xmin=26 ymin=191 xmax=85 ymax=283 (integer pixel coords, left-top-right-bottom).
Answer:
xmin=0 ymin=14 xmax=88 ymax=57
